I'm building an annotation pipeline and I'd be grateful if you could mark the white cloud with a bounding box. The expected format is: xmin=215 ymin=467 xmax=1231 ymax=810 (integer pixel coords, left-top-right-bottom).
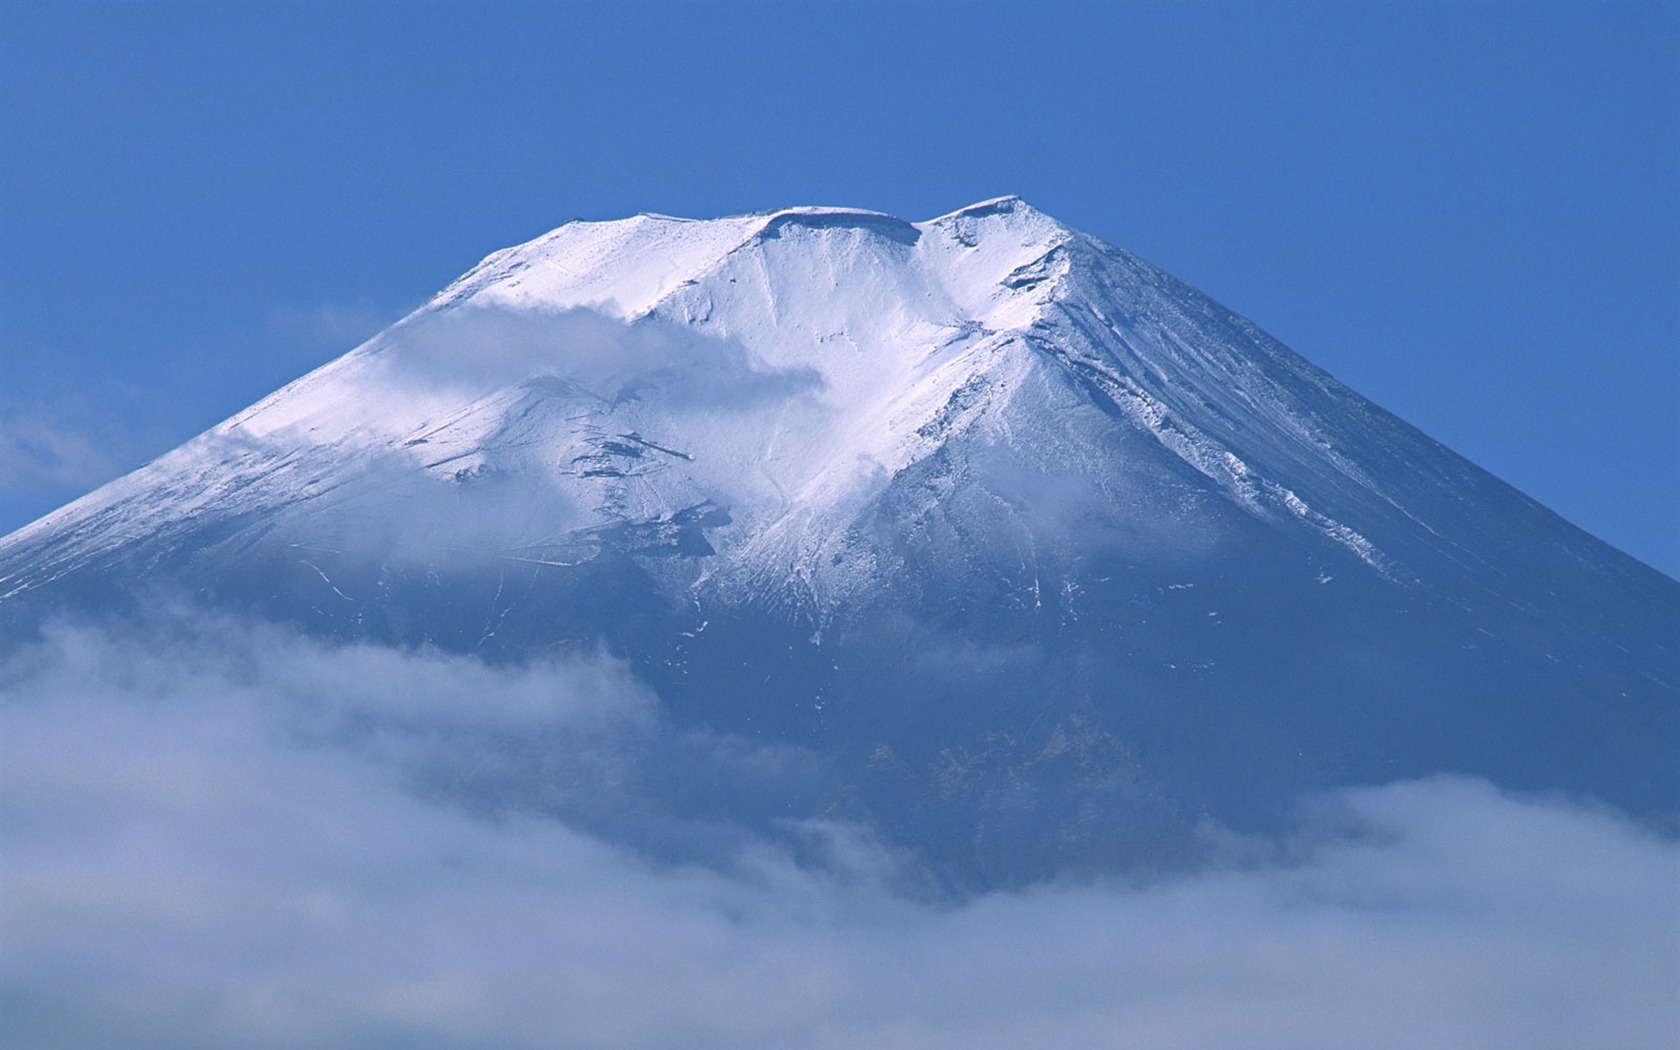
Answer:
xmin=0 ymin=383 xmax=177 ymax=533
xmin=268 ymin=302 xmax=401 ymax=355
xmin=0 ymin=404 xmax=125 ymax=495
xmin=2 ymin=618 xmax=1675 ymax=1049
xmin=369 ymin=304 xmax=822 ymax=409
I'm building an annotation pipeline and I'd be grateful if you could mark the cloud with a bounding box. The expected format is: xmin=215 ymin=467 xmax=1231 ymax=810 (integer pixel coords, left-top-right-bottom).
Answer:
xmin=2 ymin=616 xmax=1675 ymax=1050
xmin=0 ymin=404 xmax=127 ymax=497
xmin=369 ymin=304 xmax=822 ymax=410
xmin=269 ymin=302 xmax=400 ymax=354
xmin=180 ymin=303 xmax=829 ymax=567
xmin=0 ymin=391 xmax=166 ymax=537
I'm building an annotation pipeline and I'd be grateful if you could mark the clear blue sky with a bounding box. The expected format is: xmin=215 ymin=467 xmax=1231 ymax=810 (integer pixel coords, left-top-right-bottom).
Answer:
xmin=2 ymin=0 xmax=1675 ymax=576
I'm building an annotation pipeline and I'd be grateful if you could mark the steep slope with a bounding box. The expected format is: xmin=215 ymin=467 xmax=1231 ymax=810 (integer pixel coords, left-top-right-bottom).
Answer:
xmin=2 ymin=198 xmax=1674 ymax=886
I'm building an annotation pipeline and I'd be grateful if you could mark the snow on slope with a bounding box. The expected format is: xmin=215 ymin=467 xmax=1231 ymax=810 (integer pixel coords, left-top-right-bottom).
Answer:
xmin=0 ymin=198 xmax=1626 ymax=612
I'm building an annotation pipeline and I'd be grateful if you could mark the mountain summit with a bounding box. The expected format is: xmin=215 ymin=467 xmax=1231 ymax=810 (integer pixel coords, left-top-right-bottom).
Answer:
xmin=3 ymin=199 xmax=1674 ymax=886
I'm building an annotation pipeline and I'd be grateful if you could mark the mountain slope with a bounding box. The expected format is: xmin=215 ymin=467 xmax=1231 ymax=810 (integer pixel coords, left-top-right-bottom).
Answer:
xmin=2 ymin=198 xmax=1673 ymax=886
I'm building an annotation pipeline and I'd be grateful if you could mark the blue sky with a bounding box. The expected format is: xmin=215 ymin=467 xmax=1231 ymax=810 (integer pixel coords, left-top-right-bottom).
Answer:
xmin=2 ymin=0 xmax=1675 ymax=576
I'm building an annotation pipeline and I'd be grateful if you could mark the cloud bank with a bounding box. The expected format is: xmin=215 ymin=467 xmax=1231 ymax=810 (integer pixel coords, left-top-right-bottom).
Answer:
xmin=2 ymin=616 xmax=1675 ymax=1050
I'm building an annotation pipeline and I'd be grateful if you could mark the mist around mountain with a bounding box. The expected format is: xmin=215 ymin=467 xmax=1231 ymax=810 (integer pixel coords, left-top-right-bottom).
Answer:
xmin=2 ymin=200 xmax=1675 ymax=1047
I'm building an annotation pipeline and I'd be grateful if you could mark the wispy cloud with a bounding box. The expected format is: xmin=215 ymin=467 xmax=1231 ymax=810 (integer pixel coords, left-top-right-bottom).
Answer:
xmin=268 ymin=302 xmax=403 ymax=355
xmin=2 ymin=616 xmax=1675 ymax=1049
xmin=0 ymin=388 xmax=164 ymax=533
xmin=368 ymin=304 xmax=823 ymax=409
xmin=0 ymin=404 xmax=125 ymax=495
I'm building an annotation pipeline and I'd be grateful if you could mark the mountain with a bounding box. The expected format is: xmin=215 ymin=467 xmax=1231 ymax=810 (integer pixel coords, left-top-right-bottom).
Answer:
xmin=2 ymin=197 xmax=1674 ymax=888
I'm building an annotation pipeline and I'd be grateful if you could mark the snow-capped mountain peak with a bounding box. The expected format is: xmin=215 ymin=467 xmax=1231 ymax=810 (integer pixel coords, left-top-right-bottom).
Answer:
xmin=2 ymin=200 xmax=1674 ymax=884
xmin=0 ymin=198 xmax=1656 ymax=611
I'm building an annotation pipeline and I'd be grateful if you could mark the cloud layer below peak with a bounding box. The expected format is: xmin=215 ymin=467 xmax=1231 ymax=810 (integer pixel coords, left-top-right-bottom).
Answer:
xmin=2 ymin=617 xmax=1675 ymax=1050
